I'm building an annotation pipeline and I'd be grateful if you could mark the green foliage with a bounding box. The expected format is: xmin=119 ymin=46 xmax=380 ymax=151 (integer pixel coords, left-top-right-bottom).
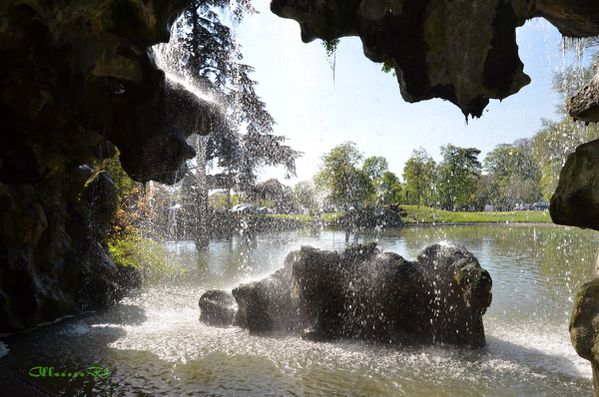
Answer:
xmin=323 ymin=38 xmax=340 ymax=59
xmin=362 ymin=156 xmax=391 ymax=206
xmin=314 ymin=142 xmax=375 ymax=209
xmin=251 ymin=178 xmax=293 ymax=211
xmin=293 ymin=181 xmax=318 ymax=211
xmin=162 ymin=0 xmax=300 ymax=195
xmin=362 ymin=156 xmax=389 ymax=180
xmin=108 ymin=233 xmax=180 ymax=283
xmin=527 ymin=63 xmax=599 ymax=200
xmin=484 ymin=143 xmax=542 ymax=209
xmin=381 ymin=61 xmax=394 ymax=74
xmin=380 ymin=171 xmax=402 ymax=205
xmin=531 ymin=118 xmax=599 ymax=199
xmin=260 ymin=212 xmax=343 ymax=223
xmin=101 ymin=156 xmax=137 ymax=201
xmin=401 ymin=205 xmax=551 ymax=224
xmin=97 ymin=154 xmax=147 ymax=235
xmin=437 ymin=145 xmax=481 ymax=211
xmin=209 ymin=191 xmax=240 ymax=209
xmin=402 ymin=148 xmax=436 ymax=206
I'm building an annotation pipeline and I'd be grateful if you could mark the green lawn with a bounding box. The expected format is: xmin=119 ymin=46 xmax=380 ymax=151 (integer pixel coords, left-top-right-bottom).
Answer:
xmin=256 ymin=207 xmax=551 ymax=225
xmin=401 ymin=205 xmax=552 ymax=224
xmin=259 ymin=212 xmax=344 ymax=223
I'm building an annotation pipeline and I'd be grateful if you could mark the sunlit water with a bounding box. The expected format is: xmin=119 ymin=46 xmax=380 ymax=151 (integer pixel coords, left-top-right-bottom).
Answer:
xmin=1 ymin=225 xmax=597 ymax=396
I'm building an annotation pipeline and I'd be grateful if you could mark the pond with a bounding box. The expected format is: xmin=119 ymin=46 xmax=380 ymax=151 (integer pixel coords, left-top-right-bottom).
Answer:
xmin=1 ymin=225 xmax=597 ymax=396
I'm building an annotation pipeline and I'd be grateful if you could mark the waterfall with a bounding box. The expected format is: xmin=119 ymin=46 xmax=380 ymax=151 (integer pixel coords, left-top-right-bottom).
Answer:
xmin=193 ymin=134 xmax=210 ymax=249
xmin=147 ymin=33 xmax=229 ymax=247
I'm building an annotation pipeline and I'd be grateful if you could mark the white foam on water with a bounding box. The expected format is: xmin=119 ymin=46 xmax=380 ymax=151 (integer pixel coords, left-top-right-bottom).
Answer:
xmin=487 ymin=324 xmax=592 ymax=379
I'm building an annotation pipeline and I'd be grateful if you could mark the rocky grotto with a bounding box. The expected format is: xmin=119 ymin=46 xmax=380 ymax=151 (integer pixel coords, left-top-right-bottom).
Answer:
xmin=3 ymin=0 xmax=599 ymax=393
xmin=199 ymin=243 xmax=493 ymax=348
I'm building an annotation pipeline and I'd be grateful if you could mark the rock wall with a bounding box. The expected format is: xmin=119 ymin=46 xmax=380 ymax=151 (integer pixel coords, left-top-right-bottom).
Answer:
xmin=558 ymin=76 xmax=599 ymax=396
xmin=0 ymin=0 xmax=206 ymax=332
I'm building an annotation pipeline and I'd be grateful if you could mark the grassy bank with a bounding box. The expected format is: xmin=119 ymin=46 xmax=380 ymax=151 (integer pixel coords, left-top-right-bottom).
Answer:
xmin=254 ymin=207 xmax=551 ymax=226
xmin=259 ymin=212 xmax=344 ymax=224
xmin=400 ymin=205 xmax=551 ymax=224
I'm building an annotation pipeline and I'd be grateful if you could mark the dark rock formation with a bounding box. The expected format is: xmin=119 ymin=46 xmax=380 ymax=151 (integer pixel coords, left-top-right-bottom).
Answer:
xmin=270 ymin=0 xmax=599 ymax=117
xmin=206 ymin=243 xmax=492 ymax=348
xmin=0 ymin=0 xmax=211 ymax=332
xmin=198 ymin=290 xmax=236 ymax=326
xmin=232 ymin=259 xmax=300 ymax=333
xmin=568 ymin=65 xmax=599 ymax=123
xmin=0 ymin=169 xmax=142 ymax=331
xmin=550 ymin=139 xmax=599 ymax=230
xmin=570 ymin=278 xmax=599 ymax=392
xmin=560 ymin=105 xmax=599 ymax=397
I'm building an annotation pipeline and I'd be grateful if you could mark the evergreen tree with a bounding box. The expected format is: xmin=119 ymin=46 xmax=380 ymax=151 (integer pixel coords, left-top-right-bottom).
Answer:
xmin=437 ymin=145 xmax=481 ymax=211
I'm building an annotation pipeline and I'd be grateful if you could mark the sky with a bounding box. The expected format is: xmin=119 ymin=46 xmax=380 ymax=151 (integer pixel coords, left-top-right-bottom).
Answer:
xmin=233 ymin=0 xmax=591 ymax=185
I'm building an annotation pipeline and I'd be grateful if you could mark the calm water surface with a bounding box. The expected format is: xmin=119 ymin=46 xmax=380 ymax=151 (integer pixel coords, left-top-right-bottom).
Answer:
xmin=1 ymin=225 xmax=598 ymax=396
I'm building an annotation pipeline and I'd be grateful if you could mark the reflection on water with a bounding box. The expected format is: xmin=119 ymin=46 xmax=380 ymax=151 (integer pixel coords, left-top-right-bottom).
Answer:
xmin=0 ymin=225 xmax=597 ymax=396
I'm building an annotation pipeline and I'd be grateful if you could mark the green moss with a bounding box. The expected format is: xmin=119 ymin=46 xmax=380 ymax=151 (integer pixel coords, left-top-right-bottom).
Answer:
xmin=108 ymin=233 xmax=179 ymax=283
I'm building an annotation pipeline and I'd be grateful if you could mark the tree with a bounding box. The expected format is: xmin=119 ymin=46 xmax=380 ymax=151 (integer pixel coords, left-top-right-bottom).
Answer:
xmin=380 ymin=171 xmax=402 ymax=205
xmin=437 ymin=144 xmax=481 ymax=211
xmin=250 ymin=178 xmax=293 ymax=212
xmin=484 ymin=143 xmax=542 ymax=209
xmin=293 ymin=181 xmax=318 ymax=212
xmin=314 ymin=142 xmax=375 ymax=210
xmin=528 ymin=64 xmax=599 ymax=200
xmin=474 ymin=174 xmax=494 ymax=211
xmin=531 ymin=117 xmax=599 ymax=200
xmin=152 ymin=1 xmax=301 ymax=246
xmin=362 ymin=156 xmax=389 ymax=205
xmin=362 ymin=156 xmax=389 ymax=181
xmin=402 ymin=148 xmax=436 ymax=206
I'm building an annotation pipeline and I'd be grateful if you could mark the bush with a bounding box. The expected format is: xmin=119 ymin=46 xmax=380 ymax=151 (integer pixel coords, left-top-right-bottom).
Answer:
xmin=108 ymin=233 xmax=180 ymax=283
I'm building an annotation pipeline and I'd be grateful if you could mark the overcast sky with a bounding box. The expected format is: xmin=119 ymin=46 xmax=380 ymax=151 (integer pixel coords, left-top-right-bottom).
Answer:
xmin=234 ymin=0 xmax=591 ymax=185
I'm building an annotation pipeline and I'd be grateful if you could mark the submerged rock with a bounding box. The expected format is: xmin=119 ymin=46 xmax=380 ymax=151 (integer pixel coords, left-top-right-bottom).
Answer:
xmin=198 ymin=290 xmax=236 ymax=326
xmin=204 ymin=243 xmax=492 ymax=348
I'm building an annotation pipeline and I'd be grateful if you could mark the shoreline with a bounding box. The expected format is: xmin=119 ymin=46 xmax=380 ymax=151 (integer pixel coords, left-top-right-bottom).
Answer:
xmin=248 ymin=217 xmax=556 ymax=232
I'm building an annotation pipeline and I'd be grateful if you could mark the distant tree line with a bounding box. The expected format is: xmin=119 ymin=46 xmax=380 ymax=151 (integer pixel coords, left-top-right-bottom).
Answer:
xmin=313 ymin=65 xmax=599 ymax=212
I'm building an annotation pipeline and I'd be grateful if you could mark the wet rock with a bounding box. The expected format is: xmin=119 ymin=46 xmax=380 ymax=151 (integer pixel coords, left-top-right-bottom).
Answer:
xmin=232 ymin=262 xmax=299 ymax=333
xmin=568 ymin=66 xmax=599 ymax=123
xmin=550 ymin=140 xmax=599 ymax=230
xmin=0 ymin=0 xmax=198 ymax=332
xmin=82 ymin=171 xmax=118 ymax=236
xmin=224 ymin=243 xmax=492 ymax=348
xmin=270 ymin=0 xmax=599 ymax=117
xmin=117 ymin=265 xmax=143 ymax=292
xmin=570 ymin=279 xmax=599 ymax=392
xmin=198 ymin=290 xmax=236 ymax=326
xmin=417 ymin=244 xmax=492 ymax=347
